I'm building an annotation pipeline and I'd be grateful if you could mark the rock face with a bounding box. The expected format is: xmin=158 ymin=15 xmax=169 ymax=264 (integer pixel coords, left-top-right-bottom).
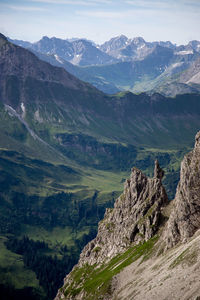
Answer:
xmin=55 ymin=161 xmax=168 ymax=299
xmin=55 ymin=133 xmax=200 ymax=300
xmin=78 ymin=161 xmax=168 ymax=266
xmin=163 ymin=131 xmax=200 ymax=248
xmin=55 ymin=161 xmax=168 ymax=300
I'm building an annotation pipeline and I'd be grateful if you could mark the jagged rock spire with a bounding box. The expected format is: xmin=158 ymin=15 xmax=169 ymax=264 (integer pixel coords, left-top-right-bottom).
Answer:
xmin=55 ymin=162 xmax=168 ymax=299
xmin=154 ymin=159 xmax=164 ymax=179
xmin=76 ymin=163 xmax=168 ymax=267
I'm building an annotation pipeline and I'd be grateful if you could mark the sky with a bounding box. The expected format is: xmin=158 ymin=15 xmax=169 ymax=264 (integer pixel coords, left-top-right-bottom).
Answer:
xmin=0 ymin=0 xmax=200 ymax=45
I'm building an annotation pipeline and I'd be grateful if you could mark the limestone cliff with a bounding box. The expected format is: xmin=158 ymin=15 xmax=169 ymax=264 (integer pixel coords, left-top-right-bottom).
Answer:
xmin=55 ymin=132 xmax=200 ymax=300
xmin=163 ymin=131 xmax=200 ymax=248
xmin=55 ymin=160 xmax=168 ymax=299
xmin=78 ymin=160 xmax=168 ymax=266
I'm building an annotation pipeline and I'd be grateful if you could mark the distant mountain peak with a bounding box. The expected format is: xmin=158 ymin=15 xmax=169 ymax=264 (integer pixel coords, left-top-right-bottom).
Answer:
xmin=0 ymin=33 xmax=8 ymax=48
xmin=116 ymin=34 xmax=128 ymax=40
xmin=0 ymin=33 xmax=8 ymax=41
xmin=41 ymin=35 xmax=50 ymax=41
xmin=100 ymin=35 xmax=129 ymax=54
xmin=131 ymin=36 xmax=146 ymax=44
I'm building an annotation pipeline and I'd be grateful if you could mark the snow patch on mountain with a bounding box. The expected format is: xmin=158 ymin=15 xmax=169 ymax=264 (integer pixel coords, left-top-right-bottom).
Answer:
xmin=54 ymin=54 xmax=64 ymax=64
xmin=175 ymin=50 xmax=194 ymax=55
xmin=186 ymin=71 xmax=200 ymax=84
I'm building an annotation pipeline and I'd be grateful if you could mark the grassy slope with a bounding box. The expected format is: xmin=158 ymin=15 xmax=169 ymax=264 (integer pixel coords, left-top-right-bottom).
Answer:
xmin=62 ymin=236 xmax=158 ymax=299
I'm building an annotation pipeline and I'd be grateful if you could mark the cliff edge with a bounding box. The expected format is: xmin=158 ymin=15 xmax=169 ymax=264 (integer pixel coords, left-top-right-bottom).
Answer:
xmin=55 ymin=160 xmax=168 ymax=300
xmin=163 ymin=131 xmax=200 ymax=248
xmin=55 ymin=131 xmax=200 ymax=300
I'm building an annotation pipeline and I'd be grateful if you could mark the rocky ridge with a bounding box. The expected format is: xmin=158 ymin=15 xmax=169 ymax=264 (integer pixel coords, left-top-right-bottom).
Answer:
xmin=163 ymin=131 xmax=200 ymax=248
xmin=78 ymin=160 xmax=168 ymax=266
xmin=55 ymin=160 xmax=168 ymax=299
xmin=56 ymin=131 xmax=200 ymax=300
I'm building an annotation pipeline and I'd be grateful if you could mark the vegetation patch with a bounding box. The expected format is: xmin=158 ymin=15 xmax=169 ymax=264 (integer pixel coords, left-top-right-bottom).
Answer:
xmin=93 ymin=246 xmax=101 ymax=253
xmin=105 ymin=222 xmax=115 ymax=232
xmin=64 ymin=236 xmax=158 ymax=299
xmin=137 ymin=203 xmax=157 ymax=226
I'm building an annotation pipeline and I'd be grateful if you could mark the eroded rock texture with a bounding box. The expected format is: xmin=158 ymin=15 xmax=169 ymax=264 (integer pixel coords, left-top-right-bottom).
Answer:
xmin=77 ymin=160 xmax=168 ymax=266
xmin=164 ymin=131 xmax=200 ymax=248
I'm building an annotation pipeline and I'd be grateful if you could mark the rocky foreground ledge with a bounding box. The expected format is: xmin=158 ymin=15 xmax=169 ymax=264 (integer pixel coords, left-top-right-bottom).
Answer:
xmin=56 ymin=131 xmax=200 ymax=300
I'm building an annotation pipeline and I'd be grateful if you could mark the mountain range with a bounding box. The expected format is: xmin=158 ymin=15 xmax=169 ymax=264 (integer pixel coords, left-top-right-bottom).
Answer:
xmin=9 ymin=35 xmax=200 ymax=96
xmin=1 ymin=33 xmax=200 ymax=299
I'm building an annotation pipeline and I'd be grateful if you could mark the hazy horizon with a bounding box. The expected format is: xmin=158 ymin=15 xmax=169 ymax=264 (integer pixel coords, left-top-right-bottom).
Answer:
xmin=5 ymin=33 xmax=200 ymax=47
xmin=0 ymin=0 xmax=200 ymax=45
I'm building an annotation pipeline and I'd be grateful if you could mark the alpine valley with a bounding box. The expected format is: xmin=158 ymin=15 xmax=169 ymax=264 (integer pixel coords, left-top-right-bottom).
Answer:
xmin=0 ymin=32 xmax=200 ymax=300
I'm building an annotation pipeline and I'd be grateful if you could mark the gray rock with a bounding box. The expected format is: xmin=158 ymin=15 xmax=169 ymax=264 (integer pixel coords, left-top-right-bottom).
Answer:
xmin=55 ymin=134 xmax=200 ymax=299
xmin=78 ymin=161 xmax=168 ymax=266
xmin=55 ymin=161 xmax=168 ymax=299
xmin=163 ymin=131 xmax=200 ymax=248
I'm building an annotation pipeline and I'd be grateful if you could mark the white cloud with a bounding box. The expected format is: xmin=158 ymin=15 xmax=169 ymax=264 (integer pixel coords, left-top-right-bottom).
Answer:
xmin=31 ymin=0 xmax=112 ymax=5
xmin=125 ymin=0 xmax=176 ymax=10
xmin=76 ymin=10 xmax=127 ymax=18
xmin=86 ymin=0 xmax=112 ymax=3
xmin=182 ymin=0 xmax=200 ymax=4
xmin=2 ymin=4 xmax=47 ymax=12
xmin=126 ymin=0 xmax=200 ymax=11
xmin=75 ymin=6 xmax=173 ymax=19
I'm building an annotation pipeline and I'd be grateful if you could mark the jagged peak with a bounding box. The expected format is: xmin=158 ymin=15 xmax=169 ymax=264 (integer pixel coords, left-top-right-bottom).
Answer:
xmin=154 ymin=159 xmax=164 ymax=180
xmin=76 ymin=162 xmax=168 ymax=267
xmin=163 ymin=130 xmax=200 ymax=248
xmin=131 ymin=36 xmax=146 ymax=44
xmin=56 ymin=163 xmax=168 ymax=299
xmin=41 ymin=35 xmax=50 ymax=40
xmin=107 ymin=34 xmax=128 ymax=42
xmin=195 ymin=130 xmax=200 ymax=148
xmin=0 ymin=33 xmax=8 ymax=48
xmin=56 ymin=133 xmax=200 ymax=300
xmin=0 ymin=33 xmax=7 ymax=41
xmin=116 ymin=34 xmax=128 ymax=40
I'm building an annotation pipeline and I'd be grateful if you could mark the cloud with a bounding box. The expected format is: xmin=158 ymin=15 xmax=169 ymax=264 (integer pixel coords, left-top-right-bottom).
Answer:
xmin=2 ymin=4 xmax=47 ymax=12
xmin=182 ymin=0 xmax=200 ymax=4
xmin=125 ymin=0 xmax=174 ymax=10
xmin=125 ymin=0 xmax=200 ymax=17
xmin=31 ymin=0 xmax=112 ymax=5
xmin=76 ymin=10 xmax=126 ymax=18
xmin=75 ymin=8 xmax=160 ymax=19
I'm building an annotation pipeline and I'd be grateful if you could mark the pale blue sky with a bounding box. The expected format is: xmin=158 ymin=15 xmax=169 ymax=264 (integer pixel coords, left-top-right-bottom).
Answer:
xmin=0 ymin=0 xmax=200 ymax=44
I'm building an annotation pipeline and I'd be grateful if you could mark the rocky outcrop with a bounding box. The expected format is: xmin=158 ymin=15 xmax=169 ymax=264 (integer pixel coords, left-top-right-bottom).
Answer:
xmin=55 ymin=161 xmax=168 ymax=299
xmin=163 ymin=131 xmax=200 ymax=248
xmin=77 ymin=160 xmax=168 ymax=266
xmin=55 ymin=133 xmax=200 ymax=300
